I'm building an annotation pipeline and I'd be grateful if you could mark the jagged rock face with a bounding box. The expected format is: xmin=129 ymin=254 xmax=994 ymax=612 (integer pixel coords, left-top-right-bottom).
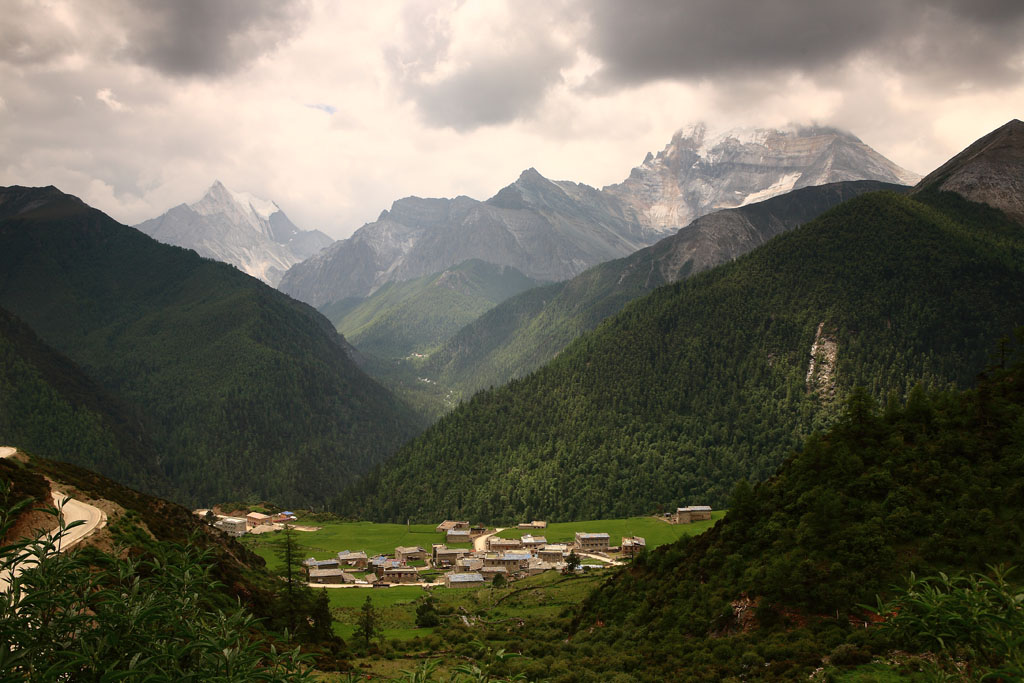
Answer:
xmin=135 ymin=181 xmax=333 ymax=286
xmin=279 ymin=171 xmax=648 ymax=307
xmin=912 ymin=119 xmax=1024 ymax=224
xmin=603 ymin=124 xmax=920 ymax=233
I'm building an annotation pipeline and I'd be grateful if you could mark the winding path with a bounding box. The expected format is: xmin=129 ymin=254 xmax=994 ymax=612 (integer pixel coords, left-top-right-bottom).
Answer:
xmin=0 ymin=446 xmax=108 ymax=592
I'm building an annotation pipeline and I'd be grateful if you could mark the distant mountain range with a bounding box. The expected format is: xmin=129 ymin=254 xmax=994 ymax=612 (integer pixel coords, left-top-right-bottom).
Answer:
xmin=279 ymin=125 xmax=918 ymax=309
xmin=136 ymin=181 xmax=333 ymax=286
xmin=0 ymin=185 xmax=422 ymax=506
xmin=340 ymin=120 xmax=1024 ymax=523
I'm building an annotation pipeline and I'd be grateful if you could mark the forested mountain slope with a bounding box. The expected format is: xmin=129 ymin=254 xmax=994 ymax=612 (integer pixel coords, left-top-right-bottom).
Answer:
xmin=426 ymin=180 xmax=902 ymax=397
xmin=563 ymin=347 xmax=1024 ymax=681
xmin=322 ymin=259 xmax=540 ymax=359
xmin=0 ymin=306 xmax=167 ymax=496
xmin=0 ymin=186 xmax=424 ymax=506
xmin=341 ymin=185 xmax=1024 ymax=523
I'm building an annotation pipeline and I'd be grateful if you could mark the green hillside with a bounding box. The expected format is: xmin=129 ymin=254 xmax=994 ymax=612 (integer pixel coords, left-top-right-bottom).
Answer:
xmin=564 ymin=346 xmax=1024 ymax=680
xmin=424 ymin=181 xmax=903 ymax=399
xmin=341 ymin=189 xmax=1024 ymax=523
xmin=0 ymin=306 xmax=167 ymax=495
xmin=324 ymin=259 xmax=539 ymax=358
xmin=0 ymin=186 xmax=424 ymax=506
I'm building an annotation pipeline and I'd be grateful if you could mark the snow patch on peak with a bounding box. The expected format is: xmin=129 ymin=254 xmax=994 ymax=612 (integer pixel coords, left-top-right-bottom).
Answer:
xmin=227 ymin=187 xmax=279 ymax=219
xmin=738 ymin=172 xmax=802 ymax=207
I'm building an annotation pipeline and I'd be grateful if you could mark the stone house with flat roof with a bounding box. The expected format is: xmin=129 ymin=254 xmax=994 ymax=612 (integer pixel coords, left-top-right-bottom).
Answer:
xmin=674 ymin=505 xmax=713 ymax=524
xmin=307 ymin=569 xmax=348 ymax=585
xmin=395 ymin=546 xmax=426 ymax=564
xmin=382 ymin=567 xmax=420 ymax=584
xmin=487 ymin=537 xmax=522 ymax=552
xmin=574 ymin=532 xmax=610 ymax=552
xmin=538 ymin=544 xmax=568 ymax=563
xmin=336 ymin=550 xmax=368 ymax=569
xmin=621 ymin=536 xmax=646 ymax=558
xmin=445 ymin=572 xmax=485 ymax=588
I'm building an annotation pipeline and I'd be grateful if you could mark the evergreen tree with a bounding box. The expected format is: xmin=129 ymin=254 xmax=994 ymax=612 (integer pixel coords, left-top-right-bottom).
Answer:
xmin=566 ymin=550 xmax=581 ymax=574
xmin=275 ymin=524 xmax=306 ymax=633
xmin=415 ymin=596 xmax=440 ymax=627
xmin=353 ymin=595 xmax=379 ymax=648
xmin=309 ymin=588 xmax=335 ymax=642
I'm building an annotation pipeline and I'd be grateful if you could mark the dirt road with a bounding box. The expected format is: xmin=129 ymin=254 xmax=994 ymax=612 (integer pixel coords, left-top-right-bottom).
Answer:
xmin=0 ymin=447 xmax=108 ymax=592
xmin=473 ymin=528 xmax=505 ymax=552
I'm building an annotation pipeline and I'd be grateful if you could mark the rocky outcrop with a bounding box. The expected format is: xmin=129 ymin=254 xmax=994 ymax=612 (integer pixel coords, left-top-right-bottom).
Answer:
xmin=806 ymin=322 xmax=838 ymax=400
xmin=912 ymin=119 xmax=1024 ymax=224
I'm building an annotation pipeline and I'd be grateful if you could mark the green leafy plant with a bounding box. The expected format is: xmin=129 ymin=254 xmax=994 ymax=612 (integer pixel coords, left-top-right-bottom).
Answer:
xmin=870 ymin=566 xmax=1024 ymax=680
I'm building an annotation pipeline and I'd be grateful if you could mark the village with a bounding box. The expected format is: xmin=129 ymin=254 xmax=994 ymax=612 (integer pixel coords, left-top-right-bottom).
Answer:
xmin=195 ymin=506 xmax=714 ymax=589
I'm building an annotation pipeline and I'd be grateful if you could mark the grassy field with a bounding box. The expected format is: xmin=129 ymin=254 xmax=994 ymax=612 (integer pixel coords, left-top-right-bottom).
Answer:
xmin=495 ymin=512 xmax=725 ymax=548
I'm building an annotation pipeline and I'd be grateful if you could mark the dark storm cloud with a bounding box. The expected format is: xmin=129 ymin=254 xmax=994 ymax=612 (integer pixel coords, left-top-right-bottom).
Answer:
xmin=388 ymin=1 xmax=575 ymax=131
xmin=113 ymin=0 xmax=310 ymax=77
xmin=584 ymin=0 xmax=1024 ymax=87
xmin=0 ymin=0 xmax=309 ymax=77
xmin=0 ymin=0 xmax=77 ymax=66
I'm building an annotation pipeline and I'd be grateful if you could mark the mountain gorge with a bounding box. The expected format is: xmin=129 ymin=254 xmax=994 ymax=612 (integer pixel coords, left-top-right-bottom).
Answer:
xmin=0 ymin=185 xmax=423 ymax=506
xmin=339 ymin=121 xmax=1024 ymax=524
xmin=136 ymin=181 xmax=333 ymax=286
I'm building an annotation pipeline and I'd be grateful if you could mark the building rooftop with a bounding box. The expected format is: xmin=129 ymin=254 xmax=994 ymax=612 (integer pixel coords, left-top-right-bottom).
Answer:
xmin=576 ymin=532 xmax=610 ymax=539
xmin=308 ymin=568 xmax=344 ymax=578
xmin=501 ymin=552 xmax=532 ymax=561
xmin=447 ymin=572 xmax=485 ymax=583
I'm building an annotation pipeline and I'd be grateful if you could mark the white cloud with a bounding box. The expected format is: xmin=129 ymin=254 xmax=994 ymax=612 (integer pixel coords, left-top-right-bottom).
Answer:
xmin=1 ymin=0 xmax=1021 ymax=240
xmin=95 ymin=87 xmax=129 ymax=112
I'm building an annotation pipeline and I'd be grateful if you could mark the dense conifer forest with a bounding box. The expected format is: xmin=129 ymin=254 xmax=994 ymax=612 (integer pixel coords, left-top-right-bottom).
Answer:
xmin=0 ymin=186 xmax=425 ymax=506
xmin=556 ymin=335 xmax=1024 ymax=680
xmin=0 ymin=306 xmax=169 ymax=496
xmin=341 ymin=189 xmax=1024 ymax=523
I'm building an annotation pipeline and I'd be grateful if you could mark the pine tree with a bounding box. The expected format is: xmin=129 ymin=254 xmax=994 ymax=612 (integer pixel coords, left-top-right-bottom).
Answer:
xmin=353 ymin=595 xmax=378 ymax=648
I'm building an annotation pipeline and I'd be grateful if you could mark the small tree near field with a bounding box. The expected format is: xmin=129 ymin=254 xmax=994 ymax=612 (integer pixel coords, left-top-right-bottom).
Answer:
xmin=353 ymin=595 xmax=379 ymax=648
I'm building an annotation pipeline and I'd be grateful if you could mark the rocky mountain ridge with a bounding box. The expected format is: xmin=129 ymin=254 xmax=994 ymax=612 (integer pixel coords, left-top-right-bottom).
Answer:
xmin=603 ymin=123 xmax=921 ymax=232
xmin=279 ymin=124 xmax=917 ymax=309
xmin=912 ymin=118 xmax=1024 ymax=223
xmin=135 ymin=181 xmax=333 ymax=286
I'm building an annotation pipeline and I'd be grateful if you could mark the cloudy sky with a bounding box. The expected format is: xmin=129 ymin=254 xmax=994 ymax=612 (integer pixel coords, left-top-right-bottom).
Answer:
xmin=2 ymin=0 xmax=1023 ymax=239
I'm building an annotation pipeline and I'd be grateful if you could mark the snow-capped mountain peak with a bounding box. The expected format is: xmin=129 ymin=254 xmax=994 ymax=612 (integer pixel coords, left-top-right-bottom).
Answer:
xmin=135 ymin=181 xmax=333 ymax=287
xmin=604 ymin=123 xmax=919 ymax=232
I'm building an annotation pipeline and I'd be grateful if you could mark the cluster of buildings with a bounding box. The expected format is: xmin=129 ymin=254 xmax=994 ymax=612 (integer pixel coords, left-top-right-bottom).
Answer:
xmin=298 ymin=518 xmax=658 ymax=589
xmin=194 ymin=508 xmax=297 ymax=537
